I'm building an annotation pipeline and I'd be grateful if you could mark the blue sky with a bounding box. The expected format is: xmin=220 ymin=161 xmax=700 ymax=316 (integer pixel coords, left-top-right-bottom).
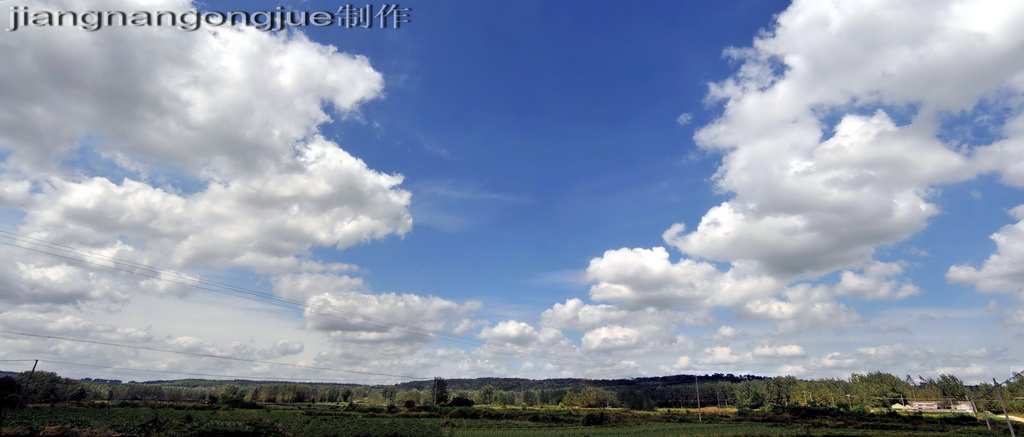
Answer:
xmin=1 ymin=0 xmax=1023 ymax=384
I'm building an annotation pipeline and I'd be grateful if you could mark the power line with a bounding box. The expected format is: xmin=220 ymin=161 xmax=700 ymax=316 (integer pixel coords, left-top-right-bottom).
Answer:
xmin=35 ymin=359 xmax=404 ymax=384
xmin=0 ymin=329 xmax=425 ymax=381
xmin=0 ymin=230 xmax=607 ymax=369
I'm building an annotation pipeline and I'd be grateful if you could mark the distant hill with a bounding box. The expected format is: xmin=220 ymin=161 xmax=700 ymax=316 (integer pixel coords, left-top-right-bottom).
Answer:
xmin=394 ymin=373 xmax=763 ymax=392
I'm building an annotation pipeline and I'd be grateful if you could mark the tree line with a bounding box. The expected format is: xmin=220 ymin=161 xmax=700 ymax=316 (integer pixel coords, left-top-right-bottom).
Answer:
xmin=2 ymin=370 xmax=1021 ymax=414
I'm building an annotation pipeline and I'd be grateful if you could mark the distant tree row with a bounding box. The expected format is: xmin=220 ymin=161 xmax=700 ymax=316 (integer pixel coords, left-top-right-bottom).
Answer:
xmin=2 ymin=371 xmax=1021 ymax=414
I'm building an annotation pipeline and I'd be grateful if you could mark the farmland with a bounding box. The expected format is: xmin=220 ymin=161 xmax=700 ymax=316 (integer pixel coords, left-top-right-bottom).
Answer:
xmin=1 ymin=370 xmax=1021 ymax=436
xmin=0 ymin=403 xmax=1010 ymax=437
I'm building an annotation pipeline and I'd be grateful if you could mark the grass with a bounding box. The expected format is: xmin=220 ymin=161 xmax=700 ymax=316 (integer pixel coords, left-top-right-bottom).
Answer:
xmin=0 ymin=404 xmax=1006 ymax=437
xmin=450 ymin=422 xmax=995 ymax=437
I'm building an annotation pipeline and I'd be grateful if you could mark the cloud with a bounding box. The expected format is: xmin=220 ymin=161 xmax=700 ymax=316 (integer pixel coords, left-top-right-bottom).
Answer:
xmin=947 ymin=205 xmax=1024 ymax=293
xmin=807 ymin=344 xmax=1004 ymax=380
xmin=16 ymin=135 xmax=411 ymax=275
xmin=580 ymin=325 xmax=643 ymax=353
xmin=0 ymin=1 xmax=384 ymax=177
xmin=661 ymin=0 xmax=1024 ymax=280
xmin=834 ymin=261 xmax=920 ymax=300
xmin=478 ymin=320 xmax=569 ymax=348
xmin=0 ymin=312 xmax=152 ymax=343
xmin=0 ymin=0 xmax=412 ymax=312
xmin=539 ymin=298 xmax=630 ymax=331
xmin=585 ymin=246 xmax=779 ymax=310
xmin=574 ymin=0 xmax=1024 ymax=346
xmin=676 ymin=113 xmax=693 ymax=126
xmin=752 ymin=344 xmax=806 ymax=357
xmin=739 ymin=283 xmax=862 ymax=333
xmin=672 ymin=111 xmax=967 ymax=279
xmin=274 ymin=273 xmax=481 ymax=344
xmin=708 ymin=325 xmax=743 ymax=341
xmin=260 ymin=340 xmax=305 ymax=359
xmin=699 ymin=346 xmax=747 ymax=365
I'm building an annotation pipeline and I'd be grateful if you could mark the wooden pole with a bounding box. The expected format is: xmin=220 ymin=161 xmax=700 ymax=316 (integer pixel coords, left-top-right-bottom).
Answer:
xmin=16 ymin=360 xmax=37 ymax=408
xmin=695 ymin=376 xmax=702 ymax=422
xmin=965 ymin=393 xmax=981 ymax=422
xmin=994 ymin=378 xmax=1017 ymax=437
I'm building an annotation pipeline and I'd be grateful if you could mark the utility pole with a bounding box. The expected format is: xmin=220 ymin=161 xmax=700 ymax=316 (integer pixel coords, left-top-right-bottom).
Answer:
xmin=966 ymin=393 xmax=980 ymax=422
xmin=16 ymin=360 xmax=37 ymax=408
xmin=695 ymin=375 xmax=701 ymax=422
xmin=967 ymin=393 xmax=991 ymax=430
xmin=994 ymin=378 xmax=1017 ymax=437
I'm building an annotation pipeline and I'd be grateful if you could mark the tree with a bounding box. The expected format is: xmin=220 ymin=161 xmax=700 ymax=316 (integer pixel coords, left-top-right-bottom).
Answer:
xmin=479 ymin=384 xmax=495 ymax=405
xmin=522 ymin=389 xmax=539 ymax=407
xmin=18 ymin=371 xmax=87 ymax=404
xmin=382 ymin=386 xmax=398 ymax=407
xmin=619 ymin=389 xmax=656 ymax=411
xmin=767 ymin=376 xmax=798 ymax=406
xmin=449 ymin=396 xmax=474 ymax=407
xmin=935 ymin=374 xmax=967 ymax=400
xmin=850 ymin=372 xmax=909 ymax=407
xmin=564 ymin=386 xmax=618 ymax=408
xmin=0 ymin=376 xmax=20 ymax=408
xmin=432 ymin=377 xmax=450 ymax=405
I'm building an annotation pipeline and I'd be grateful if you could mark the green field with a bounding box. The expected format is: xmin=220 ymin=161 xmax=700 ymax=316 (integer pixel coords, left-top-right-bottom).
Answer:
xmin=0 ymin=404 xmax=1009 ymax=437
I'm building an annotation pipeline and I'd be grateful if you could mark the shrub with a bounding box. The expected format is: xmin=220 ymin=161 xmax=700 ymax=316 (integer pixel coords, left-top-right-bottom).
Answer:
xmin=448 ymin=396 xmax=474 ymax=407
xmin=581 ymin=411 xmax=610 ymax=426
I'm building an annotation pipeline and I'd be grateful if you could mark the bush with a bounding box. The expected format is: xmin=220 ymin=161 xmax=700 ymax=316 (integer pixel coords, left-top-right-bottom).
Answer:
xmin=448 ymin=396 xmax=474 ymax=407
xmin=581 ymin=411 xmax=610 ymax=426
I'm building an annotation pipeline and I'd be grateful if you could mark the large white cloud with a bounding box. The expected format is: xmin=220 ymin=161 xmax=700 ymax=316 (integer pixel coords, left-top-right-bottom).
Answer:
xmin=478 ymin=320 xmax=570 ymax=349
xmin=539 ymin=298 xmax=630 ymax=331
xmin=665 ymin=0 xmax=1024 ymax=279
xmin=0 ymin=0 xmax=427 ymax=381
xmin=0 ymin=0 xmax=412 ymax=309
xmin=738 ymin=283 xmax=862 ymax=334
xmin=273 ymin=273 xmax=482 ymax=346
xmin=0 ymin=0 xmax=384 ymax=177
xmin=584 ymin=247 xmax=779 ymax=310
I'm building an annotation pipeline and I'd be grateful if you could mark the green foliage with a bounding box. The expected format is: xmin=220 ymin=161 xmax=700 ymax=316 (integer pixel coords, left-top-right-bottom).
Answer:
xmin=734 ymin=380 xmax=767 ymax=409
xmin=382 ymin=386 xmax=398 ymax=407
xmin=563 ymin=386 xmax=618 ymax=408
xmin=580 ymin=411 xmax=610 ymax=426
xmin=521 ymin=389 xmax=539 ymax=407
xmin=449 ymin=396 xmax=474 ymax=407
xmin=934 ymin=374 xmax=967 ymax=400
xmin=850 ymin=372 xmax=910 ymax=407
xmin=0 ymin=376 xmax=20 ymax=408
xmin=618 ymin=389 xmax=655 ymax=411
xmin=16 ymin=371 xmax=88 ymax=405
xmin=479 ymin=384 xmax=495 ymax=405
xmin=431 ymin=377 xmax=450 ymax=406
xmin=1 ymin=402 xmax=1001 ymax=437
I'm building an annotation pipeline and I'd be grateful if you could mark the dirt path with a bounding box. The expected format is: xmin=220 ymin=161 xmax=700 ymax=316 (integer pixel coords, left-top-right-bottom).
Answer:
xmin=1007 ymin=414 xmax=1024 ymax=423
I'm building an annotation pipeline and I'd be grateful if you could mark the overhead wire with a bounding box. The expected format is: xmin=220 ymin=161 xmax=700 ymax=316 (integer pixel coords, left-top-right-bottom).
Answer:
xmin=0 ymin=229 xmax=610 ymax=370
xmin=34 ymin=359 xmax=407 ymax=384
xmin=0 ymin=329 xmax=424 ymax=380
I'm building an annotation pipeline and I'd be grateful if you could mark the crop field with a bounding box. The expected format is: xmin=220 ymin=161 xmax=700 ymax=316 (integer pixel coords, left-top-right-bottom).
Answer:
xmin=0 ymin=404 xmax=1008 ymax=437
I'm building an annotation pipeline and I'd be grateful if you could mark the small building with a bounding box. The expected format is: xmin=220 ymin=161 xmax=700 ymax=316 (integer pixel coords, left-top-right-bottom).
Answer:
xmin=891 ymin=401 xmax=974 ymax=413
xmin=910 ymin=401 xmax=940 ymax=410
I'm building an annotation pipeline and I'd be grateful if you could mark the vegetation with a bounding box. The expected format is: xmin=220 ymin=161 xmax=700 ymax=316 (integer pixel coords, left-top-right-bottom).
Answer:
xmin=0 ymin=370 xmax=1020 ymax=436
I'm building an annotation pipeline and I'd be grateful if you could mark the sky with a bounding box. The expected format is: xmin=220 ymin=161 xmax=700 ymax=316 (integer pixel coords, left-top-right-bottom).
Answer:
xmin=1 ymin=0 xmax=1023 ymax=385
